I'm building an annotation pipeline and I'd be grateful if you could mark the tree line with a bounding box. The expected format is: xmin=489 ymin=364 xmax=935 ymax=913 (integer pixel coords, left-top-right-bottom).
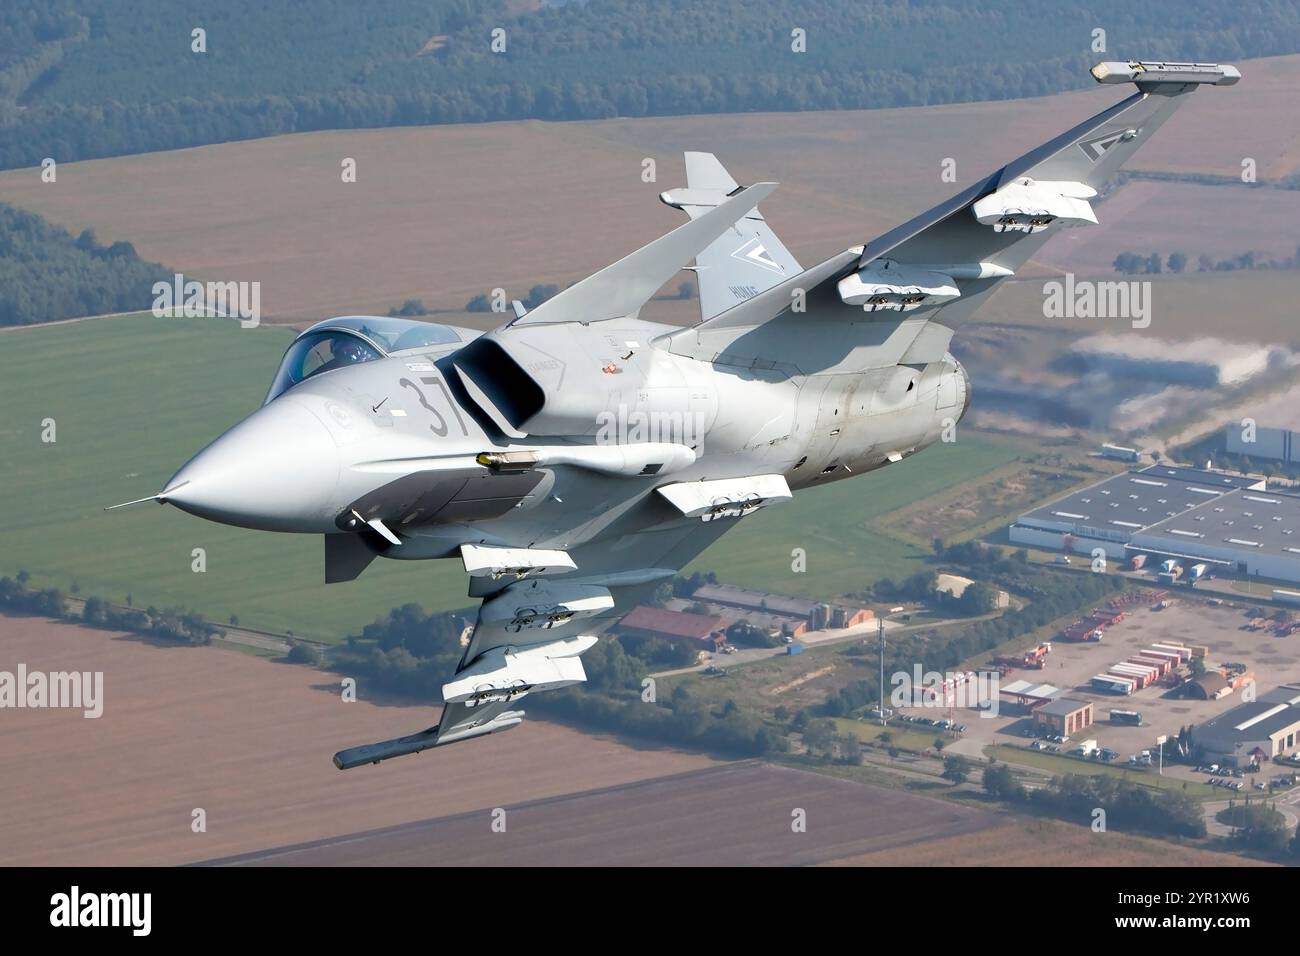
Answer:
xmin=0 ymin=203 xmax=171 ymax=326
xmin=0 ymin=573 xmax=224 ymax=645
xmin=5 ymin=1 xmax=1300 ymax=169
xmin=982 ymin=763 xmax=1207 ymax=839
xmin=1114 ymin=246 xmax=1300 ymax=276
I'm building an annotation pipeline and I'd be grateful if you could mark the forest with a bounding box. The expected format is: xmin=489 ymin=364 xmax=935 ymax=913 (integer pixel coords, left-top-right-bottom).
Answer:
xmin=0 ymin=203 xmax=170 ymax=326
xmin=2 ymin=0 xmax=1299 ymax=169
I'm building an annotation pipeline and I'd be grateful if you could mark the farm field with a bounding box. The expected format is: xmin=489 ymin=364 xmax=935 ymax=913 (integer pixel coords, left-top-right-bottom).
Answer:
xmin=206 ymin=760 xmax=1001 ymax=866
xmin=1035 ymin=180 xmax=1300 ymax=278
xmin=980 ymin=269 xmax=1300 ymax=348
xmin=1 ymin=54 xmax=1296 ymax=328
xmin=825 ymin=816 xmax=1272 ymax=867
xmin=0 ymin=615 xmax=722 ymax=866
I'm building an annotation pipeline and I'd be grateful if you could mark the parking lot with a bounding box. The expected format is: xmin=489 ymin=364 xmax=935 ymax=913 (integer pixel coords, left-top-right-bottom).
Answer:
xmin=897 ymin=596 xmax=1300 ymax=788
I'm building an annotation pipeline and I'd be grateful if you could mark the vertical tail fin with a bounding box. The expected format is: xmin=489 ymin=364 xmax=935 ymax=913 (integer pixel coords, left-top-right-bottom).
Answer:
xmin=660 ymin=152 xmax=801 ymax=321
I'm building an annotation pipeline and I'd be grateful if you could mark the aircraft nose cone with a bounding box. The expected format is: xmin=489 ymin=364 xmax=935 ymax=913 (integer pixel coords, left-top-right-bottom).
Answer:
xmin=163 ymin=400 xmax=341 ymax=531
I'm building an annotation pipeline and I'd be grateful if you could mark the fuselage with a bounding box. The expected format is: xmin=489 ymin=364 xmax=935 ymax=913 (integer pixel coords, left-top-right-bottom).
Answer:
xmin=162 ymin=314 xmax=969 ymax=561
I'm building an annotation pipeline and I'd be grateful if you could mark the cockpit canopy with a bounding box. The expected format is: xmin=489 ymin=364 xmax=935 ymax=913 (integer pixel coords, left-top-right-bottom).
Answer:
xmin=265 ymin=316 xmax=464 ymax=403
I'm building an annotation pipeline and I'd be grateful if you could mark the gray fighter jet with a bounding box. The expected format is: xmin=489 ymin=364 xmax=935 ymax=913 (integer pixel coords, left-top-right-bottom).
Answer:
xmin=130 ymin=61 xmax=1238 ymax=767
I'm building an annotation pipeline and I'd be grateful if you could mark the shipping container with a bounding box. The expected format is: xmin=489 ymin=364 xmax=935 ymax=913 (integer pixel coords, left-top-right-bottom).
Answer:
xmin=1091 ymin=674 xmax=1135 ymax=694
xmin=1142 ymin=649 xmax=1182 ymax=666
xmin=1130 ymin=656 xmax=1171 ymax=675
xmin=1106 ymin=670 xmax=1143 ymax=688
xmin=1112 ymin=662 xmax=1157 ymax=676
xmin=1110 ymin=666 xmax=1154 ymax=688
xmin=786 ymin=644 xmax=803 ymax=656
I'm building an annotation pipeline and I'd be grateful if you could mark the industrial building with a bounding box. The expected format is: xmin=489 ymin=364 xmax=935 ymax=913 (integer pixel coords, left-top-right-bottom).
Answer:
xmin=1224 ymin=423 xmax=1300 ymax=464
xmin=1010 ymin=466 xmax=1300 ymax=586
xmin=1191 ymin=684 xmax=1300 ymax=766
xmin=616 ymin=606 xmax=729 ymax=652
xmin=1185 ymin=673 xmax=1232 ymax=700
xmin=692 ymin=583 xmax=821 ymax=619
xmin=1033 ymin=697 xmax=1094 ymax=736
xmin=1070 ymin=334 xmax=1272 ymax=387
xmin=1131 ymin=488 xmax=1300 ymax=582
xmin=690 ymin=583 xmax=872 ymax=635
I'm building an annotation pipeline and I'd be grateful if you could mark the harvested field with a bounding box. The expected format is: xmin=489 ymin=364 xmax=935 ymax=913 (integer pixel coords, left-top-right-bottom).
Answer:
xmin=0 ymin=615 xmax=719 ymax=866
xmin=826 ymin=817 xmax=1273 ymax=867
xmin=1 ymin=54 xmax=1295 ymax=326
xmin=207 ymin=761 xmax=1002 ymax=866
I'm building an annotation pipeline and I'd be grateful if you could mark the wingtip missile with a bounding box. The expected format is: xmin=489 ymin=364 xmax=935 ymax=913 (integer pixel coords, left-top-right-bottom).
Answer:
xmin=1091 ymin=60 xmax=1240 ymax=87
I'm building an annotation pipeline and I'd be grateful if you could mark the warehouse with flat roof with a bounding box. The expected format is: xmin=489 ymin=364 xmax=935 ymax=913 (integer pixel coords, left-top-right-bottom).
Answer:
xmin=1129 ymin=488 xmax=1300 ymax=582
xmin=1008 ymin=466 xmax=1300 ymax=584
xmin=1191 ymin=685 xmax=1300 ymax=766
xmin=1010 ymin=465 xmax=1264 ymax=559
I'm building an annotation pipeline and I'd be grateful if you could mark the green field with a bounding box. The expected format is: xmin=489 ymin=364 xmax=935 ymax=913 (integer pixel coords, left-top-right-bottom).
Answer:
xmin=833 ymin=717 xmax=952 ymax=754
xmin=684 ymin=431 xmax=1027 ymax=599
xmin=986 ymin=744 xmax=1220 ymax=800
xmin=1 ymin=313 xmax=1027 ymax=641
xmin=0 ymin=313 xmax=475 ymax=642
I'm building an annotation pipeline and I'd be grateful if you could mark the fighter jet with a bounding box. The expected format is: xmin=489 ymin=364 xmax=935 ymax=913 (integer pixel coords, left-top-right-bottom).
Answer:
xmin=128 ymin=61 xmax=1237 ymax=768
